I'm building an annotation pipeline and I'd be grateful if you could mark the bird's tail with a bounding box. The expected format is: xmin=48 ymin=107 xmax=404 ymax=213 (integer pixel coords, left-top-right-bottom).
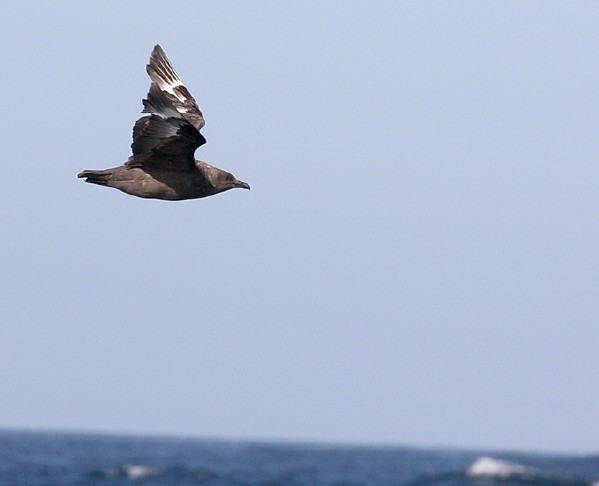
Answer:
xmin=77 ymin=169 xmax=113 ymax=186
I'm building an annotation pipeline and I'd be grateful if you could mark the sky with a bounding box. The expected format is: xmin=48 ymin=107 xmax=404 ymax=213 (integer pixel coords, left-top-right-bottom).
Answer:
xmin=1 ymin=1 xmax=598 ymax=454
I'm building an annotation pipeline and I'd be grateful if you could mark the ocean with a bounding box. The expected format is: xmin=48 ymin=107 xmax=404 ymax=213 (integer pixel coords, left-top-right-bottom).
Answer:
xmin=0 ymin=430 xmax=597 ymax=485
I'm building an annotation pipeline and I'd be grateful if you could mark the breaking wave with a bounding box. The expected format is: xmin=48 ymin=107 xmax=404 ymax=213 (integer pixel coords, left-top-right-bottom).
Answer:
xmin=462 ymin=455 xmax=595 ymax=485
xmin=89 ymin=463 xmax=221 ymax=482
xmin=103 ymin=464 xmax=161 ymax=480
xmin=406 ymin=455 xmax=597 ymax=486
xmin=467 ymin=456 xmax=535 ymax=478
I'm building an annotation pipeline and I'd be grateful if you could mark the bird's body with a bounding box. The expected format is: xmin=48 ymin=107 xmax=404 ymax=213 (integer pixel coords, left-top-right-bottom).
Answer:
xmin=78 ymin=45 xmax=249 ymax=200
xmin=79 ymin=160 xmax=238 ymax=201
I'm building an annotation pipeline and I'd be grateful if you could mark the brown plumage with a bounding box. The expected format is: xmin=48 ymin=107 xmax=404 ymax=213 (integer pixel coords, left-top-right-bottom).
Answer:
xmin=78 ymin=45 xmax=250 ymax=200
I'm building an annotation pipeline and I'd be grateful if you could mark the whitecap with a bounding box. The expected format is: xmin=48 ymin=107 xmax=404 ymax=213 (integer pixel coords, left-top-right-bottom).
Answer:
xmin=122 ymin=464 xmax=160 ymax=480
xmin=466 ymin=456 xmax=531 ymax=478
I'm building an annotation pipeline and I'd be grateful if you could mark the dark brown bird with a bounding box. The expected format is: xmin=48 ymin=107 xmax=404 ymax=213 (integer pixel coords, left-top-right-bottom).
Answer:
xmin=78 ymin=45 xmax=250 ymax=200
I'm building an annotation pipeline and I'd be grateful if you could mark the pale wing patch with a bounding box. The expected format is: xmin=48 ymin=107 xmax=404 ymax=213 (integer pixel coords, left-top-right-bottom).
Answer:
xmin=146 ymin=45 xmax=206 ymax=131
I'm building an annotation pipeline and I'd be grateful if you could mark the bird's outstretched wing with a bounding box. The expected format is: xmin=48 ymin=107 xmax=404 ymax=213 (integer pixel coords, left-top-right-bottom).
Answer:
xmin=145 ymin=45 xmax=206 ymax=131
xmin=129 ymin=45 xmax=206 ymax=171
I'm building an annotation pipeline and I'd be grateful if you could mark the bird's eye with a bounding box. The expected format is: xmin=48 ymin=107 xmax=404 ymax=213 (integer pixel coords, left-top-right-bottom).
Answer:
xmin=226 ymin=175 xmax=233 ymax=181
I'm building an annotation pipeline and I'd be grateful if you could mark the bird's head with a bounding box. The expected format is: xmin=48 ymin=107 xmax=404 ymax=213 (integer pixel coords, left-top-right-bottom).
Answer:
xmin=201 ymin=162 xmax=250 ymax=194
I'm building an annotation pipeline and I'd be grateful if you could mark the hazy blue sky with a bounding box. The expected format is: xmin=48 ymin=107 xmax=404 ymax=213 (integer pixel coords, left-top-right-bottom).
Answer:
xmin=1 ymin=2 xmax=598 ymax=453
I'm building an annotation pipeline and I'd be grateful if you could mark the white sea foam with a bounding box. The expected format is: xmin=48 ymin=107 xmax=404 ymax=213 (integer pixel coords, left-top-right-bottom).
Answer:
xmin=122 ymin=464 xmax=160 ymax=480
xmin=466 ymin=456 xmax=531 ymax=478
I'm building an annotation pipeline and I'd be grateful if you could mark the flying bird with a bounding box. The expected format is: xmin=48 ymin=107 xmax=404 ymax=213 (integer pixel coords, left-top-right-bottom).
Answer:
xmin=78 ymin=45 xmax=250 ymax=200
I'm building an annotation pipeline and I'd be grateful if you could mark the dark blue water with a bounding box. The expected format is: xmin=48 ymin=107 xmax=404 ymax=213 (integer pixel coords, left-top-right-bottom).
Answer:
xmin=0 ymin=430 xmax=597 ymax=485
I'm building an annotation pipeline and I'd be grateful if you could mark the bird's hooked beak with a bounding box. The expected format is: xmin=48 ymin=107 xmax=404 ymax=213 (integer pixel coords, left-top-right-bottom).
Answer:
xmin=235 ymin=179 xmax=251 ymax=190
